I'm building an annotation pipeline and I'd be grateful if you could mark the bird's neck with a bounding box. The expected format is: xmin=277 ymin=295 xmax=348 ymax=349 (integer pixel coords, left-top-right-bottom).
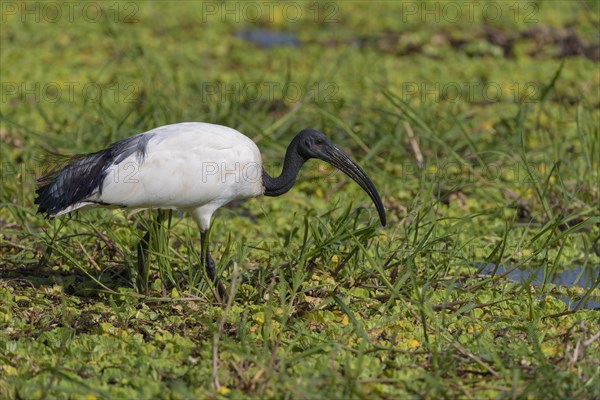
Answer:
xmin=262 ymin=139 xmax=305 ymax=197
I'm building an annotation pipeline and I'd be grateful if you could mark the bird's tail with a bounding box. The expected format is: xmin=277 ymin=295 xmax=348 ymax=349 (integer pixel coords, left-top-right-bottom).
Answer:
xmin=35 ymin=151 xmax=109 ymax=217
xmin=36 ymin=133 xmax=153 ymax=217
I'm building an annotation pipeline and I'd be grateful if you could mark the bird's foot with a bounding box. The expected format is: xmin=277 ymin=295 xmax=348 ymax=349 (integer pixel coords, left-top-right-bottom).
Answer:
xmin=194 ymin=262 xmax=228 ymax=304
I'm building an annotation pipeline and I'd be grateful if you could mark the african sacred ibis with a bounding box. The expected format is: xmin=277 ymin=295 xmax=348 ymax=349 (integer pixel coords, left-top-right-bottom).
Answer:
xmin=35 ymin=122 xmax=386 ymax=301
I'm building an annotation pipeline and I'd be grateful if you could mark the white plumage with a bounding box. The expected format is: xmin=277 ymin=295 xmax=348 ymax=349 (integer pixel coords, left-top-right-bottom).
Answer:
xmin=52 ymin=123 xmax=264 ymax=230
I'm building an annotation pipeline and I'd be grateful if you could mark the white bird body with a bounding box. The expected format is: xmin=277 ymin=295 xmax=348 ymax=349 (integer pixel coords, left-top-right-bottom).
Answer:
xmin=51 ymin=123 xmax=264 ymax=229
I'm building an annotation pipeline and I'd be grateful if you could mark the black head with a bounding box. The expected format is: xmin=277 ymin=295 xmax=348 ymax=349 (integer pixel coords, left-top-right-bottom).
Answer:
xmin=294 ymin=129 xmax=387 ymax=226
xmin=294 ymin=129 xmax=334 ymax=161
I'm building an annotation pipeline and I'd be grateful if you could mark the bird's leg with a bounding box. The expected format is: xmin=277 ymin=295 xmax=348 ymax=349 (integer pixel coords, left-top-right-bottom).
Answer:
xmin=137 ymin=229 xmax=151 ymax=294
xmin=200 ymin=230 xmax=228 ymax=303
xmin=136 ymin=212 xmax=163 ymax=294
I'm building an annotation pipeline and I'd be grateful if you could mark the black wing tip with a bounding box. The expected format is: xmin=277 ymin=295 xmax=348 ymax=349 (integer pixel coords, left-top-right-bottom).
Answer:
xmin=35 ymin=203 xmax=56 ymax=219
xmin=37 ymin=209 xmax=53 ymax=219
xmin=34 ymin=183 xmax=61 ymax=219
xmin=33 ymin=200 xmax=54 ymax=219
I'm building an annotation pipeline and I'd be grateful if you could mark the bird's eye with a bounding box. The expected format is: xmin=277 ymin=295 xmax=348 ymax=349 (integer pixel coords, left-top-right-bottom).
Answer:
xmin=315 ymin=139 xmax=323 ymax=146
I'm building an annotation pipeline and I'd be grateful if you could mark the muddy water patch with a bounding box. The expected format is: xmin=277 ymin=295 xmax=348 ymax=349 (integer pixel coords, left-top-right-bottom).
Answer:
xmin=477 ymin=264 xmax=599 ymax=310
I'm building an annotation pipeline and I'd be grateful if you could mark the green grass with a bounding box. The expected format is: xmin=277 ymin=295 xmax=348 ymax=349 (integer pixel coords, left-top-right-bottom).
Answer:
xmin=1 ymin=1 xmax=599 ymax=398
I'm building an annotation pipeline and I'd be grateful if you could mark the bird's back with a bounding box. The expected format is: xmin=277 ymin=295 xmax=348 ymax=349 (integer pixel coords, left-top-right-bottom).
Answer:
xmin=36 ymin=123 xmax=264 ymax=217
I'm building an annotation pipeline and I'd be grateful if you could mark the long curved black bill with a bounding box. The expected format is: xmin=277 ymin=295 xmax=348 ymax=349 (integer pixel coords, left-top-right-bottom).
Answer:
xmin=324 ymin=147 xmax=387 ymax=226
